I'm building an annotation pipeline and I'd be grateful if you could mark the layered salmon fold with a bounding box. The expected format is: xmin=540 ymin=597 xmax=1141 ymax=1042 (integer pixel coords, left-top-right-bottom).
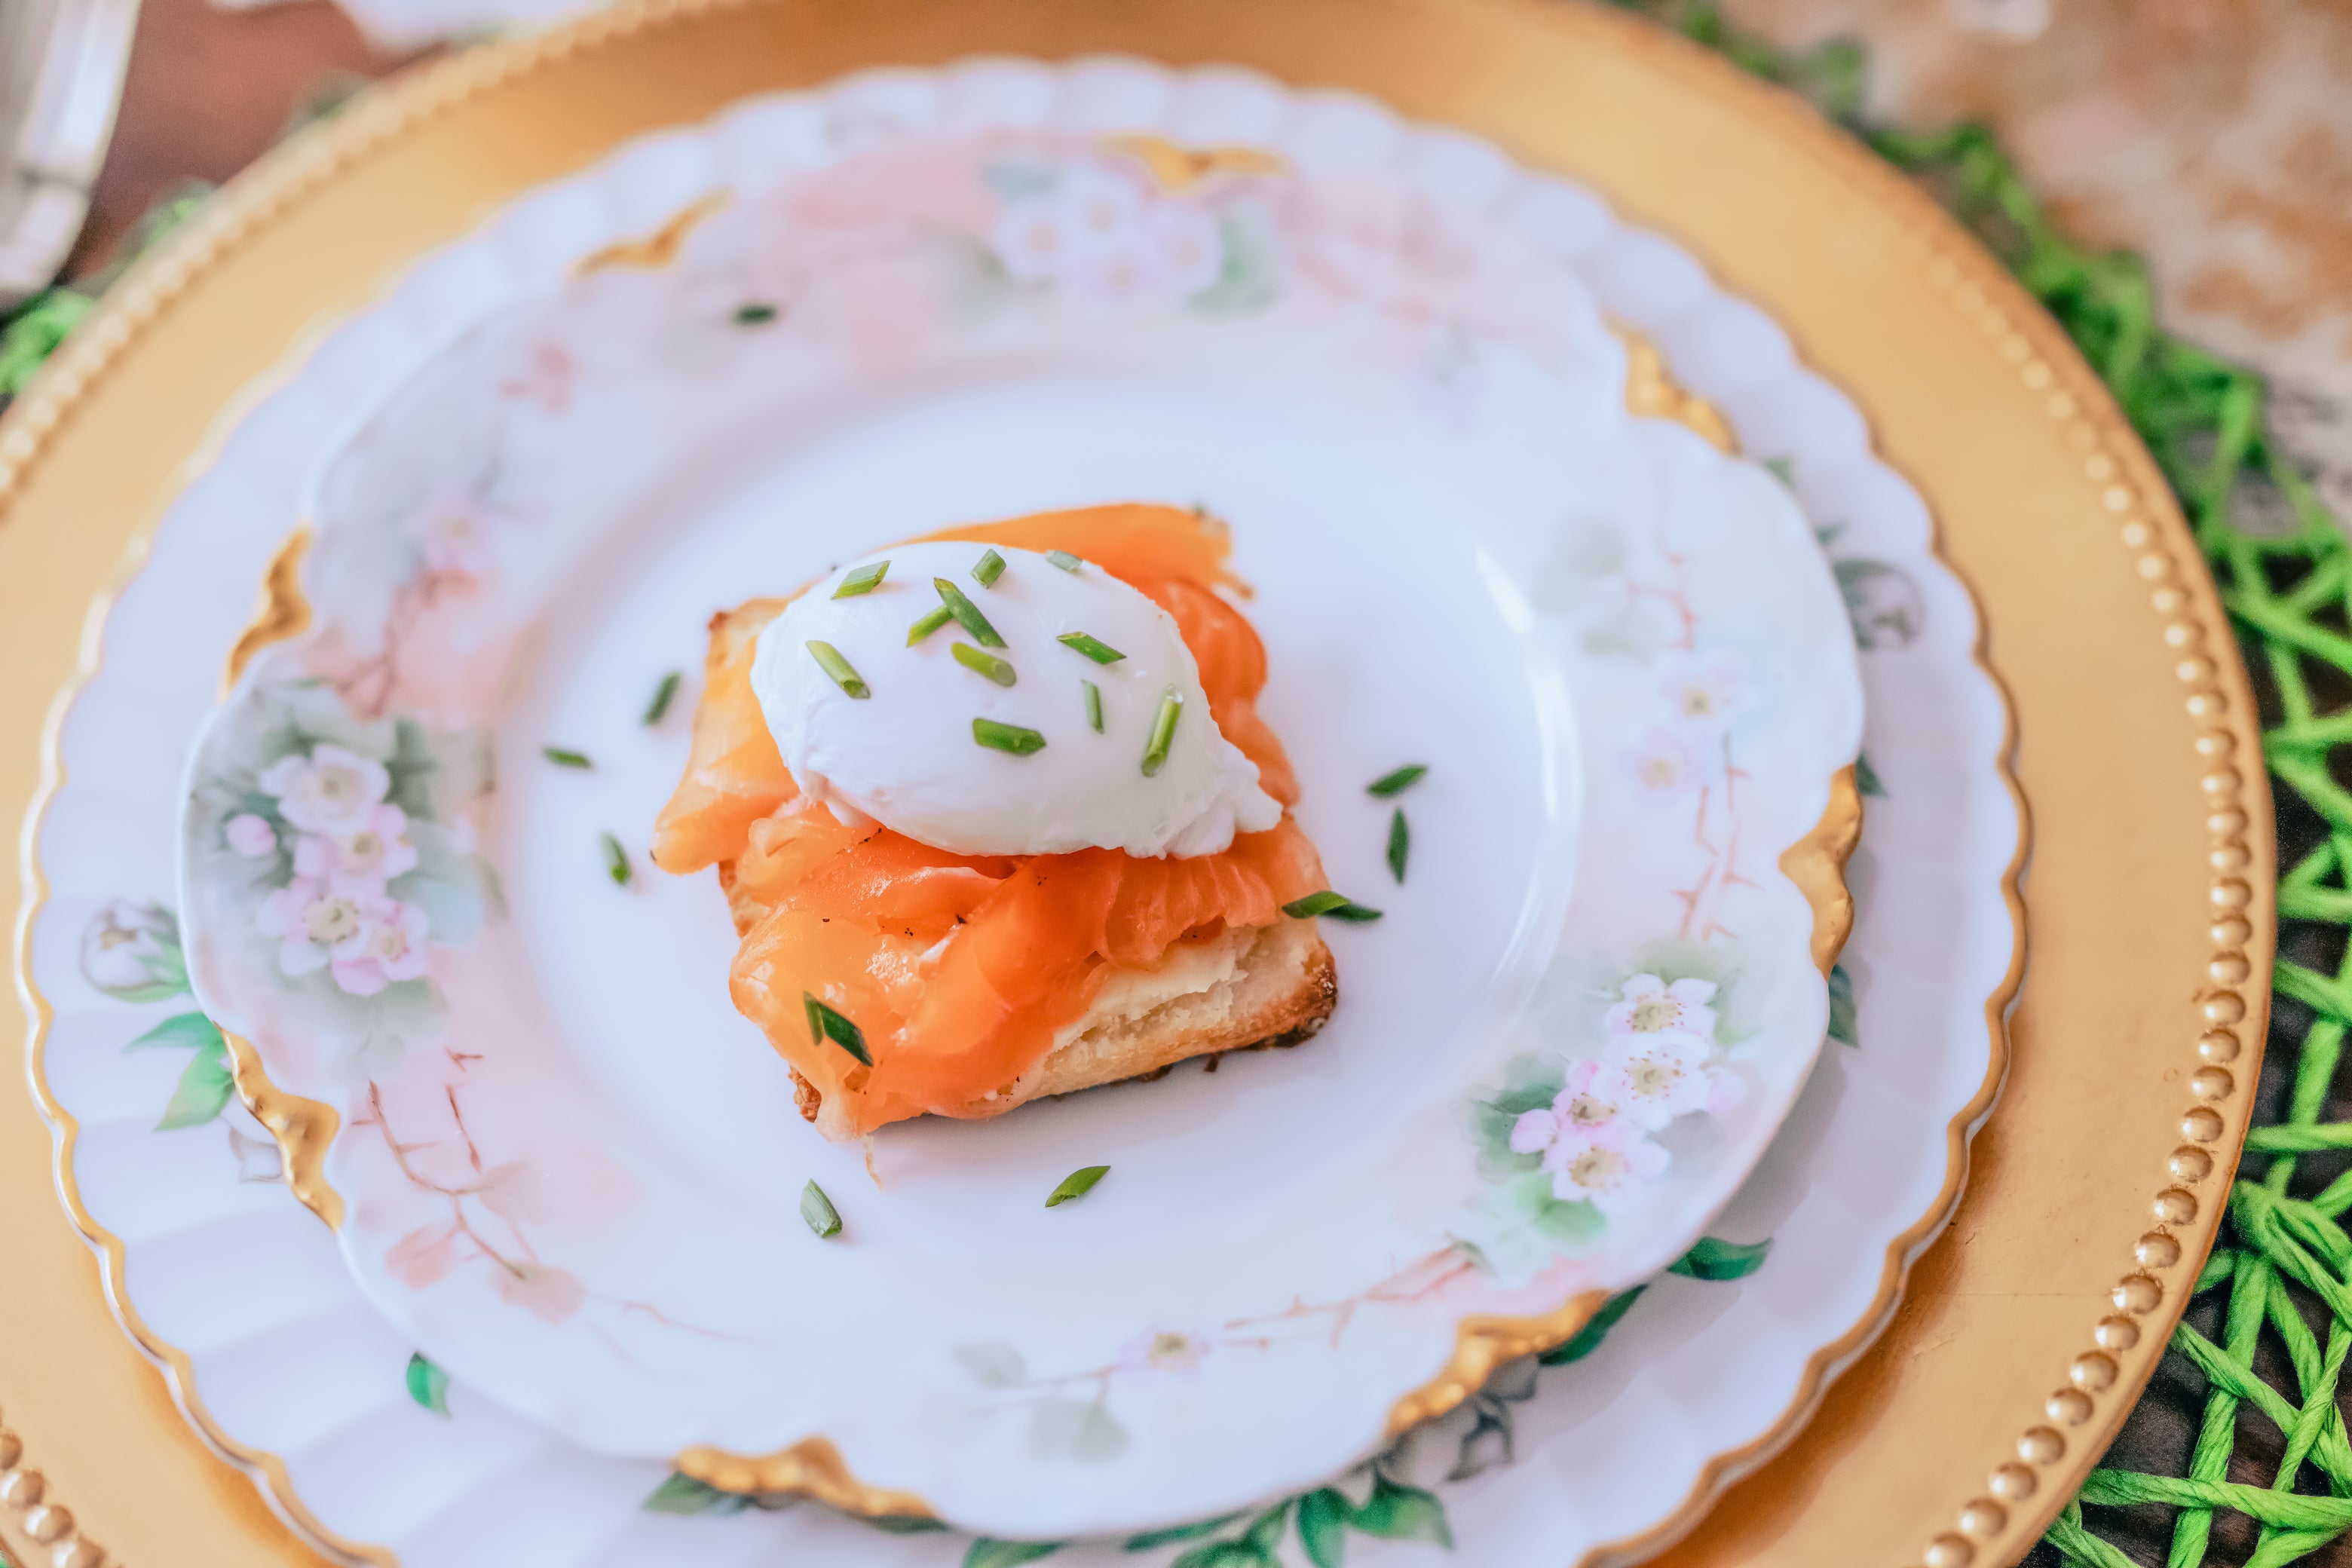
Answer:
xmin=651 ymin=504 xmax=1328 ymax=1138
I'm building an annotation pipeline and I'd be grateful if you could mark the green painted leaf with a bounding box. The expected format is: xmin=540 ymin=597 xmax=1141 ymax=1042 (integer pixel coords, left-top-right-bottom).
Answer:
xmin=405 ymin=1352 xmax=450 ymax=1416
xmin=1827 ymin=963 xmax=1858 ymax=1046
xmin=127 ymin=1011 xmax=223 ymax=1052
xmin=1671 ymin=1235 xmax=1774 ymax=1281
xmin=1297 ymin=1488 xmax=1350 ymax=1567
xmin=1125 ymin=1513 xmax=1239 ymax=1551
xmin=1242 ymin=1500 xmax=1291 ymax=1554
xmin=1046 ymin=1165 xmax=1110 ymax=1208
xmin=1171 ymin=1541 xmax=1272 ymax=1568
xmin=641 ymin=1472 xmax=750 ymax=1514
xmin=861 ymin=1514 xmax=950 ymax=1533
xmin=1538 ymin=1285 xmax=1646 ymax=1365
xmin=1854 ymin=752 xmax=1885 ymax=798
xmin=1349 ymin=1477 xmax=1452 ymax=1547
xmin=1763 ymin=455 xmax=1796 ymax=485
xmin=963 ymin=1540 xmax=1061 ymax=1568
xmin=156 ymin=1037 xmax=233 ymax=1129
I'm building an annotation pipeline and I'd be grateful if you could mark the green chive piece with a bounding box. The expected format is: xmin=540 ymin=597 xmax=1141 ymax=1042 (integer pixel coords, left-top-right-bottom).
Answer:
xmin=1083 ymin=679 xmax=1104 ymax=733
xmin=543 ymin=746 xmax=592 ymax=769
xmin=952 ymin=642 xmax=1018 ymax=687
xmin=833 ymin=559 xmax=890 ymax=598
xmin=1367 ymin=764 xmax=1428 ymax=798
xmin=1282 ymin=890 xmax=1383 ymax=922
xmin=602 ymin=833 xmax=633 ymax=887
xmin=1141 ymin=688 xmax=1182 ymax=776
xmin=1046 ymin=550 xmax=1083 ymax=572
xmin=733 ymin=302 xmax=779 ymax=326
xmin=1386 ymin=808 xmax=1409 ymax=884
xmin=908 ymin=605 xmax=954 ymax=645
xmin=1057 ymin=631 xmax=1126 ymax=664
xmin=801 ymin=991 xmax=872 ymax=1064
xmin=1046 ymin=1165 xmax=1110 ymax=1208
xmin=807 ymin=640 xmax=870 ymax=698
xmin=973 ymin=718 xmax=1046 ymax=756
xmin=800 ymin=1180 xmax=844 ymax=1239
xmin=972 ymin=549 xmax=1006 ymax=588
xmin=933 ymin=578 xmax=1005 ymax=648
xmin=642 ymin=670 xmax=682 ymax=726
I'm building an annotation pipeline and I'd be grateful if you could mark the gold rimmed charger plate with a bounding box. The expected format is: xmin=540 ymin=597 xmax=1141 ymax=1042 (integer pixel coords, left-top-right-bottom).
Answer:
xmin=0 ymin=3 xmax=2267 ymax=1567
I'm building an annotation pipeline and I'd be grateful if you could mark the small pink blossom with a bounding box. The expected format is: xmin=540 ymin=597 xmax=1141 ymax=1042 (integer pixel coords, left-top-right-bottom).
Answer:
xmin=1541 ymin=1119 xmax=1669 ymax=1211
xmin=224 ymin=813 xmax=277 ymax=858
xmin=291 ymin=804 xmax=418 ymax=894
xmin=492 ymin=1262 xmax=588 ymax=1325
xmin=387 ymin=1223 xmax=458 ymax=1288
xmin=1622 ymin=727 xmax=1707 ymax=802
xmin=1600 ymin=1031 xmax=1715 ymax=1131
xmin=329 ymin=899 xmax=430 ymax=997
xmin=1661 ymin=654 xmax=1744 ymax=736
xmin=1604 ymin=973 xmax=1719 ymax=1043
xmin=414 ymin=490 xmax=500 ymax=577
xmin=500 ymin=339 xmax=576 ymax=412
xmin=1509 ymin=1059 xmax=1628 ymax=1156
xmin=253 ymin=877 xmax=371 ymax=978
xmin=1116 ymin=1325 xmax=1211 ymax=1381
xmin=257 ymin=744 xmax=389 ymax=835
xmin=1139 ymin=201 xmax=1223 ymax=296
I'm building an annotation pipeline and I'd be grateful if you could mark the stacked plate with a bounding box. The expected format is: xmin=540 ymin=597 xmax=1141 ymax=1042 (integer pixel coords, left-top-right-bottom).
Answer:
xmin=22 ymin=56 xmax=2020 ymax=1568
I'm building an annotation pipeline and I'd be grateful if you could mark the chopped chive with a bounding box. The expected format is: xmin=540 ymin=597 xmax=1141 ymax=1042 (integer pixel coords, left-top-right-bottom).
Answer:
xmin=972 ymin=549 xmax=1006 ymax=588
xmin=602 ymin=833 xmax=633 ymax=887
xmin=1046 ymin=1165 xmax=1110 ymax=1207
xmin=908 ymin=605 xmax=954 ymax=645
xmin=1141 ymin=688 xmax=1181 ymax=776
xmin=806 ymin=640 xmax=870 ymax=698
xmin=1281 ymin=890 xmax=1383 ymax=922
xmin=1386 ymin=808 xmax=1409 ymax=883
xmin=973 ymin=718 xmax=1046 ymax=756
xmin=800 ymin=1180 xmax=843 ymax=1239
xmin=832 ymin=559 xmax=890 ymax=598
xmin=952 ymin=642 xmax=1018 ymax=687
xmin=933 ymin=578 xmax=1005 ymax=648
xmin=543 ymin=746 xmax=593 ymax=769
xmin=733 ymin=302 xmax=779 ymax=326
xmin=1083 ymin=679 xmax=1104 ymax=733
xmin=642 ymin=670 xmax=681 ymax=725
xmin=801 ymin=991 xmax=872 ymax=1064
xmin=1057 ymin=631 xmax=1126 ymax=664
xmin=1045 ymin=550 xmax=1083 ymax=572
xmin=1367 ymin=764 xmax=1428 ymax=798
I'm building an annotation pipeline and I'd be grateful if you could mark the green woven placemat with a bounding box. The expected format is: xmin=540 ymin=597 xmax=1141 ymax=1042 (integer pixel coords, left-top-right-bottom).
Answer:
xmin=3 ymin=8 xmax=2344 ymax=1566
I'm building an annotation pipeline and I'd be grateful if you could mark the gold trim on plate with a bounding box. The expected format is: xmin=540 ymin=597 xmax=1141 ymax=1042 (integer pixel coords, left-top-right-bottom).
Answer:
xmin=574 ymin=190 xmax=730 ymax=277
xmin=220 ymin=1031 xmax=345 ymax=1233
xmin=1780 ymin=765 xmax=1864 ymax=978
xmin=1385 ymin=1290 xmax=1612 ymax=1436
xmin=673 ymin=1438 xmax=939 ymax=1520
xmin=223 ymin=526 xmax=311 ymax=691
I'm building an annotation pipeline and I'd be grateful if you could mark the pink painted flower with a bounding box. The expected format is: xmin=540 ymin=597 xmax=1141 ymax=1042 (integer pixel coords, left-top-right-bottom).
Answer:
xmin=1604 ymin=973 xmax=1719 ymax=1043
xmin=1116 ymin=1325 xmax=1211 ymax=1381
xmin=224 ymin=813 xmax=277 ymax=858
xmin=1660 ymin=654 xmax=1744 ymax=736
xmin=499 ymin=339 xmax=576 ymax=412
xmin=413 ymin=489 xmax=501 ymax=577
xmin=1540 ymin=1119 xmax=1668 ymax=1211
xmin=1598 ymin=1031 xmax=1715 ymax=1131
xmin=253 ymin=877 xmax=372 ymax=978
xmin=291 ymin=804 xmax=418 ymax=894
xmin=1622 ymin=727 xmax=1707 ymax=802
xmin=492 ymin=1261 xmax=588 ymax=1325
xmin=1139 ymin=201 xmax=1224 ymax=297
xmin=1509 ymin=1059 xmax=1627 ymax=1156
xmin=329 ymin=899 xmax=431 ymax=997
xmin=257 ymin=744 xmax=390 ymax=835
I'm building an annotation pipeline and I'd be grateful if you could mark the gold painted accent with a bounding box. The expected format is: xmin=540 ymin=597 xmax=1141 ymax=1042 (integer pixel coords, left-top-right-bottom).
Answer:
xmin=1098 ymin=132 xmax=1287 ymax=191
xmin=1615 ymin=323 xmax=1738 ymax=452
xmin=222 ymin=527 xmax=311 ymax=690
xmin=1383 ymin=1290 xmax=1610 ymax=1437
xmin=0 ymin=3 xmax=2272 ymax=1566
xmin=573 ymin=191 xmax=729 ymax=276
xmin=673 ymin=1437 xmax=937 ymax=1519
xmin=219 ymin=1031 xmax=345 ymax=1232
xmin=1781 ymin=766 xmax=1864 ymax=976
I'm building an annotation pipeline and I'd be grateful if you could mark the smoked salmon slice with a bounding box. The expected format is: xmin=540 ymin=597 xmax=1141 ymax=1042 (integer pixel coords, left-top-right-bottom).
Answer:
xmin=653 ymin=504 xmax=1327 ymax=1138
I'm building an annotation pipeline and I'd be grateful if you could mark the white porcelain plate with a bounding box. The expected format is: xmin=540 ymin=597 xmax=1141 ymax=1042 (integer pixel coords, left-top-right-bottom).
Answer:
xmin=167 ymin=69 xmax=1860 ymax=1539
xmin=26 ymin=58 xmax=2014 ymax=1568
